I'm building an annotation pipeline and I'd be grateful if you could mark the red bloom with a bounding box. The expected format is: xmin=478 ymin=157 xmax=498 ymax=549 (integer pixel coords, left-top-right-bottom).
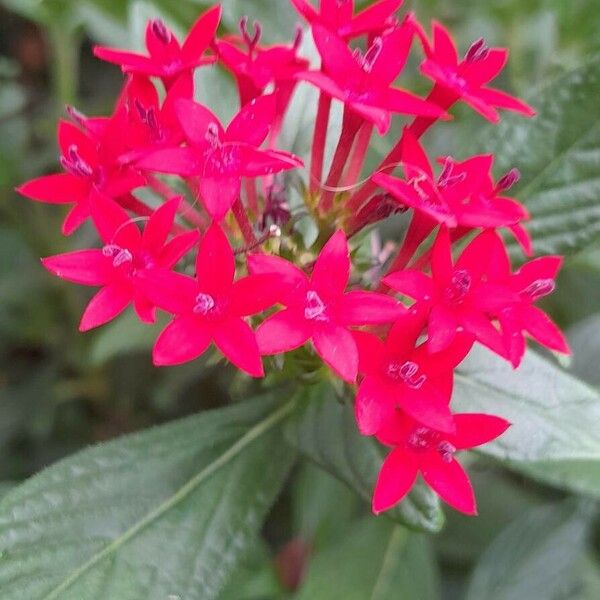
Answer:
xmin=249 ymin=231 xmax=404 ymax=383
xmin=353 ymin=309 xmax=473 ymax=435
xmin=93 ymin=6 xmax=221 ymax=84
xmin=373 ymin=410 xmax=510 ymax=514
xmin=136 ymin=224 xmax=279 ymax=377
xmin=215 ymin=21 xmax=309 ymax=106
xmin=42 ymin=191 xmax=198 ymax=330
xmin=138 ymin=94 xmax=303 ymax=220
xmin=298 ymin=22 xmax=448 ymax=134
xmin=120 ymin=74 xmax=193 ymax=163
xmin=290 ymin=0 xmax=403 ymax=40
xmin=17 ymin=112 xmax=144 ymax=235
xmin=413 ymin=19 xmax=535 ymax=122
xmin=383 ymin=228 xmax=517 ymax=355
xmin=373 ymin=129 xmax=528 ymax=230
xmin=495 ymin=254 xmax=570 ymax=367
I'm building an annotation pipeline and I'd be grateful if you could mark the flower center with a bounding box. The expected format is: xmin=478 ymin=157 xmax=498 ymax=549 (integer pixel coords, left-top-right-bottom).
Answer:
xmin=353 ymin=37 xmax=383 ymax=73
xmin=304 ymin=290 xmax=328 ymax=322
xmin=384 ymin=360 xmax=427 ymax=389
xmin=134 ymin=101 xmax=163 ymax=141
xmin=61 ymin=145 xmax=94 ymax=179
xmin=465 ymin=38 xmax=490 ymax=63
xmin=522 ymin=278 xmax=556 ymax=301
xmin=437 ymin=158 xmax=466 ymax=189
xmin=407 ymin=427 xmax=456 ymax=462
xmin=496 ymin=168 xmax=521 ymax=193
xmin=193 ymin=292 xmax=216 ymax=315
xmin=444 ymin=269 xmax=472 ymax=304
xmin=102 ymin=244 xmax=133 ymax=268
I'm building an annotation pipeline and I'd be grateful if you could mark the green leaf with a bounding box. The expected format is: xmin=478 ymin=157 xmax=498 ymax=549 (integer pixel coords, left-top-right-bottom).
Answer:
xmin=454 ymin=346 xmax=600 ymax=496
xmin=0 ymin=395 xmax=296 ymax=600
xmin=567 ymin=314 xmax=600 ymax=387
xmin=466 ymin=501 xmax=594 ymax=600
xmin=286 ymin=383 xmax=445 ymax=533
xmin=295 ymin=518 xmax=439 ymax=600
xmin=479 ymin=55 xmax=600 ymax=258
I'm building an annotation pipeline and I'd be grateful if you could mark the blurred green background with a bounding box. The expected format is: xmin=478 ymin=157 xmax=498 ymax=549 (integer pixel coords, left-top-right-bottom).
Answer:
xmin=0 ymin=1 xmax=599 ymax=598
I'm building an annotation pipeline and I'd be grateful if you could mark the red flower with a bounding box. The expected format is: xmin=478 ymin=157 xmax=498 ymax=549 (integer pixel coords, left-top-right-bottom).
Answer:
xmin=120 ymin=74 xmax=193 ymax=163
xmin=298 ymin=22 xmax=448 ymax=134
xmin=42 ymin=191 xmax=198 ymax=330
xmin=137 ymin=94 xmax=303 ymax=220
xmin=373 ymin=410 xmax=510 ymax=514
xmin=353 ymin=309 xmax=473 ymax=435
xmin=290 ymin=0 xmax=403 ymax=40
xmin=136 ymin=224 xmax=279 ymax=377
xmin=17 ymin=112 xmax=144 ymax=235
xmin=249 ymin=231 xmax=404 ymax=383
xmin=373 ymin=129 xmax=528 ymax=230
xmin=215 ymin=20 xmax=309 ymax=106
xmin=413 ymin=19 xmax=535 ymax=122
xmin=496 ymin=254 xmax=570 ymax=367
xmin=383 ymin=228 xmax=517 ymax=355
xmin=93 ymin=6 xmax=221 ymax=84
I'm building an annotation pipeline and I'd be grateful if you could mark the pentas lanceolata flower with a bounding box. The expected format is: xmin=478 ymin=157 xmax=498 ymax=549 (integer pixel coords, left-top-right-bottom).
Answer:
xmin=18 ymin=1 xmax=569 ymax=517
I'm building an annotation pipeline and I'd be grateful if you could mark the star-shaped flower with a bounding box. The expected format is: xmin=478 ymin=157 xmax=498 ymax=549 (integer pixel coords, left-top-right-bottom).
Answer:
xmin=412 ymin=19 xmax=535 ymax=122
xmin=291 ymin=0 xmax=403 ymax=40
xmin=42 ymin=191 xmax=198 ymax=330
xmin=373 ymin=410 xmax=510 ymax=514
xmin=249 ymin=230 xmax=405 ymax=383
xmin=383 ymin=228 xmax=518 ymax=355
xmin=17 ymin=110 xmax=145 ymax=235
xmin=136 ymin=224 xmax=280 ymax=377
xmin=137 ymin=94 xmax=303 ymax=220
xmin=298 ymin=22 xmax=448 ymax=134
xmin=353 ymin=309 xmax=473 ymax=435
xmin=93 ymin=6 xmax=221 ymax=85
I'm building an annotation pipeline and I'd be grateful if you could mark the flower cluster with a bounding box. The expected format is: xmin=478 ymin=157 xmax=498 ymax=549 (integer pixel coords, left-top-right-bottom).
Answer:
xmin=18 ymin=1 xmax=569 ymax=517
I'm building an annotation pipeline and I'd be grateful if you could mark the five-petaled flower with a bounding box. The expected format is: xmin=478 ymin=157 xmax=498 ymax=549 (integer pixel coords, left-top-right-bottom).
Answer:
xmin=138 ymin=94 xmax=303 ymax=220
xmin=373 ymin=410 xmax=510 ymax=514
xmin=136 ymin=224 xmax=280 ymax=377
xmin=298 ymin=21 xmax=448 ymax=134
xmin=94 ymin=5 xmax=221 ymax=85
xmin=42 ymin=191 xmax=198 ymax=330
xmin=353 ymin=309 xmax=473 ymax=435
xmin=249 ymin=230 xmax=405 ymax=383
xmin=412 ymin=19 xmax=535 ymax=122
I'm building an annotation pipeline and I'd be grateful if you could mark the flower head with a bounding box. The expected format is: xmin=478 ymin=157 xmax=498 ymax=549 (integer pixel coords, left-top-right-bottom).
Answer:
xmin=93 ymin=5 xmax=221 ymax=85
xmin=249 ymin=230 xmax=404 ymax=382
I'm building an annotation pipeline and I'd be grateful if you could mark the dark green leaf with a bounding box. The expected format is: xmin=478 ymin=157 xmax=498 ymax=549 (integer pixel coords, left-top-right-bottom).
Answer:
xmin=466 ymin=501 xmax=594 ymax=600
xmin=295 ymin=518 xmax=439 ymax=600
xmin=0 ymin=395 xmax=296 ymax=599
xmin=454 ymin=346 xmax=600 ymax=496
xmin=286 ymin=383 xmax=445 ymax=533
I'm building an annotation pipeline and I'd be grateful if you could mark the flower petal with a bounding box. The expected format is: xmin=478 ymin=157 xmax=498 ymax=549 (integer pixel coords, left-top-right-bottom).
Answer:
xmin=142 ymin=196 xmax=181 ymax=252
xmin=90 ymin=189 xmax=141 ymax=248
xmin=372 ymin=447 xmax=419 ymax=514
xmin=353 ymin=331 xmax=387 ymax=377
xmin=256 ymin=309 xmax=311 ymax=355
xmin=523 ymin=305 xmax=570 ymax=354
xmin=427 ymin=304 xmax=458 ymax=353
xmin=137 ymin=148 xmax=200 ymax=176
xmin=226 ymin=93 xmax=276 ymax=146
xmin=42 ymin=250 xmax=111 ymax=285
xmin=17 ymin=174 xmax=88 ymax=204
xmin=313 ymin=323 xmax=358 ymax=383
xmin=355 ymin=376 xmax=395 ymax=435
xmin=247 ymin=253 xmax=309 ymax=306
xmin=199 ymin=176 xmax=240 ymax=221
xmin=80 ymin=285 xmax=131 ymax=331
xmin=159 ymin=230 xmax=200 ymax=269
xmin=213 ymin=317 xmax=264 ymax=377
xmin=337 ymin=290 xmax=405 ymax=325
xmin=384 ymin=269 xmax=435 ymax=302
xmin=229 ymin=274 xmax=281 ymax=316
xmin=135 ymin=269 xmax=197 ymax=314
xmin=420 ymin=453 xmax=477 ymax=515
xmin=451 ymin=414 xmax=511 ymax=450
xmin=153 ymin=315 xmax=213 ymax=366
xmin=196 ymin=223 xmax=235 ymax=294
xmin=311 ymin=230 xmax=350 ymax=301
xmin=181 ymin=4 xmax=221 ymax=62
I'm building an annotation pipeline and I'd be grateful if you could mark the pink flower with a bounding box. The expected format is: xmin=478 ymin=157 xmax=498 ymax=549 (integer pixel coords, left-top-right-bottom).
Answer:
xmin=17 ymin=112 xmax=145 ymax=235
xmin=298 ymin=22 xmax=448 ymax=134
xmin=496 ymin=254 xmax=570 ymax=367
xmin=412 ymin=19 xmax=535 ymax=122
xmin=93 ymin=6 xmax=221 ymax=85
xmin=42 ymin=191 xmax=198 ymax=330
xmin=373 ymin=410 xmax=510 ymax=514
xmin=373 ymin=129 xmax=528 ymax=230
xmin=137 ymin=94 xmax=303 ymax=220
xmin=136 ymin=224 xmax=280 ymax=377
xmin=353 ymin=309 xmax=473 ymax=435
xmin=120 ymin=74 xmax=193 ymax=163
xmin=249 ymin=230 xmax=404 ymax=383
xmin=383 ymin=228 xmax=517 ymax=355
xmin=290 ymin=0 xmax=403 ymax=40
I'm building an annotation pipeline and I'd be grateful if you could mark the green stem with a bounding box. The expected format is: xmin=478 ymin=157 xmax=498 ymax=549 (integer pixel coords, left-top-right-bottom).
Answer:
xmin=48 ymin=25 xmax=81 ymax=109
